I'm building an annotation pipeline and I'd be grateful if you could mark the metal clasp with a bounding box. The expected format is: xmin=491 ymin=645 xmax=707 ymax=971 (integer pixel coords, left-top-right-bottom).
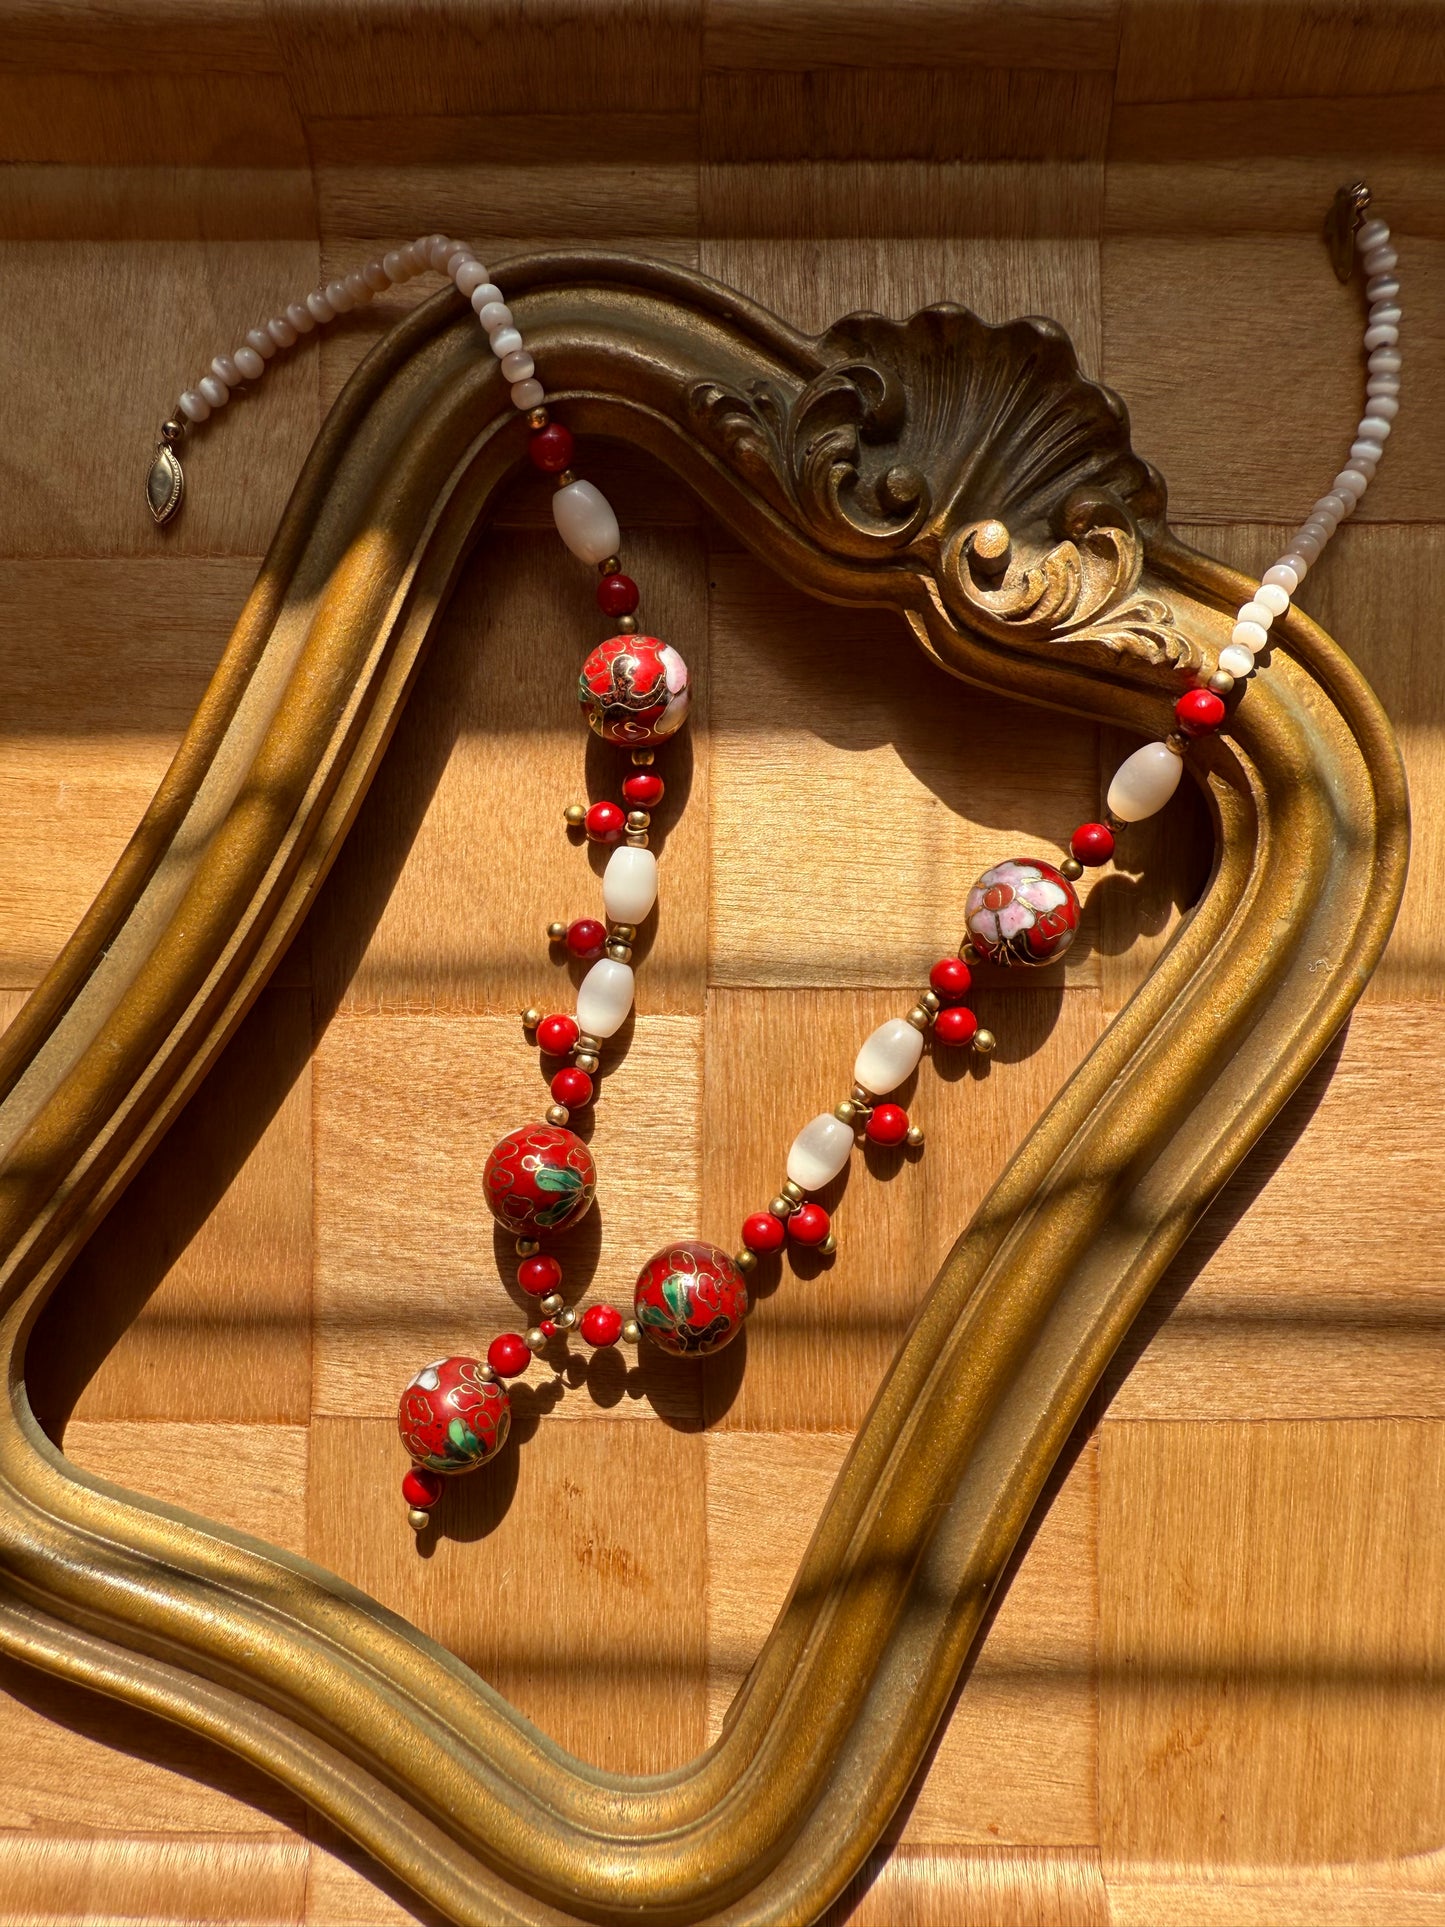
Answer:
xmin=1324 ymin=181 xmax=1372 ymax=284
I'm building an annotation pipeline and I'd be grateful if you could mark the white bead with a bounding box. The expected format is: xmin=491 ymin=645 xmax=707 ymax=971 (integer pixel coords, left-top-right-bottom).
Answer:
xmin=345 ymin=271 xmax=373 ymax=305
xmin=246 ymin=326 xmax=277 ymax=360
xmin=1364 ymin=322 xmax=1398 ymax=350
xmin=1293 ymin=529 xmax=1324 ymax=562
xmin=786 ymin=1115 xmax=854 ymax=1192
xmin=456 ymin=260 xmax=489 ymax=296
xmin=286 ymin=301 xmax=315 ymax=334
xmin=1262 ymin=564 xmax=1300 ymax=594
xmin=489 ymin=326 xmax=524 ymax=358
xmin=211 ymin=354 xmax=240 ymax=387
xmin=1364 ymin=393 xmax=1399 ymax=419
xmin=1349 ymin=456 xmax=1378 ymax=482
xmin=1357 ymin=217 xmax=1390 ymax=251
xmin=1107 ymin=740 xmax=1184 ymax=821
xmin=363 ymin=259 xmax=390 ymax=291
xmin=382 ymin=249 xmax=410 ymax=281
xmin=470 ymin=286 xmax=505 ymax=316
xmin=427 ymin=236 xmax=454 ymax=270
xmin=401 ymin=241 xmax=429 ymax=274
xmin=1277 ymin=553 xmax=1310 ymax=580
xmin=1369 ymin=302 xmax=1401 ymax=326
xmin=444 ymin=247 xmax=472 ymax=276
xmin=1334 ymin=468 xmax=1369 ymax=502
xmin=575 ymin=958 xmax=634 ymax=1038
xmin=178 ymin=388 xmax=211 ymax=422
xmin=1237 ymin=600 xmax=1273 ymax=630
xmin=854 ymin=1018 xmax=924 ymax=1096
xmin=306 ymin=290 xmax=335 ymax=324
xmin=268 ymin=315 xmax=298 ymax=347
xmin=511 ymin=378 xmax=545 ymax=410
xmin=1361 ymin=244 xmax=1398 ymax=275
xmin=602 ymin=846 xmax=658 ymax=923
xmin=198 ymin=374 xmax=229 ymax=407
xmin=1366 ymin=274 xmax=1399 ymax=301
xmin=1352 ymin=439 xmax=1385 ymax=464
xmin=1368 ymin=347 xmax=1402 ymax=374
xmin=1232 ymin=619 xmax=1269 ymax=652
xmin=1255 ymin=583 xmax=1290 ymax=616
xmin=232 ymin=344 xmax=265 ymax=381
xmin=1359 ymin=415 xmax=1393 ymax=441
xmin=475 ymin=300 xmax=511 ymax=330
xmin=1217 ymin=643 xmax=1255 ymax=678
xmin=500 ymin=349 xmax=535 ymax=383
xmin=325 ymin=278 xmax=355 ymax=313
xmin=1365 ymin=380 xmax=1400 ymax=404
xmin=553 ymin=480 xmax=621 ymax=564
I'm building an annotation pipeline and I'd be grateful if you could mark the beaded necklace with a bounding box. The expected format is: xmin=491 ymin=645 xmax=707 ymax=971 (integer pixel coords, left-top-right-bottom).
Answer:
xmin=146 ymin=186 xmax=1402 ymax=1531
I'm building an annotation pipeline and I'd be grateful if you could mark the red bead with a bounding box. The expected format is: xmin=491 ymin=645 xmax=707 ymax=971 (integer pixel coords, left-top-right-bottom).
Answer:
xmin=622 ymin=770 xmax=665 ymax=808
xmin=788 ymin=1202 xmax=831 ymax=1246
xmin=580 ymin=1303 xmax=624 ymax=1347
xmin=540 ymin=1319 xmax=557 ymax=1337
xmin=565 ymin=917 xmax=607 ymax=959
xmin=929 ymin=957 xmax=972 ymax=1002
xmin=866 ymin=1103 xmax=910 ymax=1146
xmin=550 ymin=1066 xmax=594 ymax=1108
xmin=1069 ymin=822 xmax=1115 ymax=867
xmin=585 ymin=800 xmax=626 ymax=843
xmin=401 ymin=1466 xmax=444 ymax=1509
xmin=934 ymin=1005 xmax=979 ymax=1047
xmin=1175 ymin=687 xmax=1227 ymax=736
xmin=596 ymin=572 xmax=640 ymax=617
xmin=518 ymin=1253 xmax=563 ymax=1296
xmin=536 ymin=1013 xmax=580 ymax=1056
xmin=487 ymin=1332 xmax=532 ymax=1378
xmin=742 ymin=1211 xmax=786 ymax=1255
xmin=529 ymin=422 xmax=574 ymax=472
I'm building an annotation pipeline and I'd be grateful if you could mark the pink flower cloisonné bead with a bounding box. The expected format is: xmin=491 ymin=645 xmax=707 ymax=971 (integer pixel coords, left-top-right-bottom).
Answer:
xmin=483 ymin=1123 xmax=597 ymax=1237
xmin=965 ymin=857 xmax=1080 ymax=967
xmin=578 ymin=635 xmax=690 ymax=746
xmin=398 ymin=1356 xmax=511 ymax=1475
xmin=633 ymin=1240 xmax=748 ymax=1357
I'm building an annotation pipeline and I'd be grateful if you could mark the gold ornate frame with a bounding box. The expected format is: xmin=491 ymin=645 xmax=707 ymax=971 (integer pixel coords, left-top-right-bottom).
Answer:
xmin=0 ymin=256 xmax=1408 ymax=1926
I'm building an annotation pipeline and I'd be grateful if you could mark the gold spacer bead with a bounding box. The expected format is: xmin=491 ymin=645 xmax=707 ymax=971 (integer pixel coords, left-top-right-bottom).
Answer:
xmin=626 ymin=831 xmax=650 ymax=846
xmin=576 ymin=1033 xmax=602 ymax=1052
xmin=626 ymin=809 xmax=651 ymax=831
xmin=1060 ymin=856 xmax=1084 ymax=881
xmin=555 ymin=469 xmax=576 ymax=488
xmin=610 ymin=923 xmax=637 ymax=943
xmin=516 ymin=1236 xmax=540 ymax=1257
xmin=1105 ymin=811 xmax=1127 ymax=834
xmin=622 ymin=1318 xmax=641 ymax=1344
xmin=905 ymin=1123 xmax=925 ymax=1148
xmin=631 ymin=748 xmax=655 ymax=765
xmin=972 ymin=1027 xmax=997 ymax=1056
xmin=539 ymin=1292 xmax=563 ymax=1316
xmin=921 ymin=989 xmax=941 ymax=1013
xmin=160 ymin=418 xmax=186 ymax=445
xmin=564 ymin=803 xmax=587 ymax=827
xmin=834 ymin=1099 xmax=857 ymax=1125
xmin=850 ymin=1084 xmax=873 ymax=1108
xmin=781 ymin=1179 xmax=804 ymax=1203
xmin=1209 ymin=669 xmax=1235 ymax=696
xmin=906 ymin=1005 xmax=933 ymax=1032
xmin=769 ymin=1194 xmax=794 ymax=1220
xmin=819 ymin=1229 xmax=837 ymax=1255
xmin=1165 ymin=732 xmax=1189 ymax=756
xmin=527 ymin=406 xmax=549 ymax=430
xmin=408 ymin=1506 xmax=432 ymax=1531
xmin=617 ymin=615 xmax=639 ymax=633
xmin=605 ymin=939 xmax=633 ymax=963
xmin=522 ymin=1006 xmax=543 ymax=1030
xmin=575 ymin=1051 xmax=600 ymax=1074
xmin=959 ymin=941 xmax=981 ymax=965
xmin=547 ymin=920 xmax=567 ymax=941
xmin=525 ymin=1327 xmax=548 ymax=1354
xmin=545 ymin=1102 xmax=570 ymax=1126
xmin=556 ymin=1306 xmax=577 ymax=1330
xmin=479 ymin=1360 xmax=497 ymax=1381
xmin=735 ymin=1248 xmax=758 ymax=1274
xmin=599 ymin=555 xmax=622 ymax=576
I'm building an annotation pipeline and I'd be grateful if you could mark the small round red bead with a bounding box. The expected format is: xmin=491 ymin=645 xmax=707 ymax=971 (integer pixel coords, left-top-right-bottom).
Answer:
xmin=401 ymin=1466 xmax=444 ymax=1509
xmin=866 ymin=1103 xmax=910 ymax=1146
xmin=1070 ymin=821 xmax=1115 ymax=867
xmin=518 ymin=1253 xmax=563 ymax=1296
xmin=933 ymin=1005 xmax=979 ymax=1047
xmin=788 ymin=1202 xmax=831 ymax=1247
xmin=540 ymin=1319 xmax=557 ymax=1337
xmin=565 ymin=917 xmax=607 ymax=959
xmin=550 ymin=1066 xmax=594 ymax=1109
xmin=1175 ymin=688 xmax=1227 ymax=736
xmin=622 ymin=770 xmax=665 ymax=808
xmin=487 ymin=1332 xmax=532 ymax=1378
xmin=536 ymin=1012 xmax=580 ymax=1055
xmin=585 ymin=800 xmax=625 ymax=843
xmin=596 ymin=572 xmax=640 ymax=617
xmin=529 ymin=422 xmax=574 ymax=473
xmin=929 ymin=957 xmax=972 ymax=1002
xmin=742 ymin=1210 xmax=786 ymax=1255
xmin=581 ymin=1303 xmax=624 ymax=1347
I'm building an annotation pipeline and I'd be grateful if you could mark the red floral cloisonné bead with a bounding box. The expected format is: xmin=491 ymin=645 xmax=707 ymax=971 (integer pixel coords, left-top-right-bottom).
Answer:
xmin=550 ymin=1066 xmax=594 ymax=1108
xmin=633 ymin=1240 xmax=748 ymax=1356
xmin=929 ymin=956 xmax=972 ymax=1002
xmin=596 ymin=572 xmax=640 ymax=617
xmin=536 ymin=1013 xmax=580 ymax=1056
xmin=788 ymin=1202 xmax=830 ymax=1246
xmin=1070 ymin=822 xmax=1115 ymax=867
xmin=483 ymin=1123 xmax=597 ymax=1237
xmin=1175 ymin=688 xmax=1227 ymax=735
xmin=488 ymin=1332 xmax=532 ymax=1378
xmin=398 ymin=1357 xmax=511 ymax=1475
xmin=965 ymin=858 xmax=1080 ymax=967
xmin=622 ymin=769 xmax=665 ymax=809
xmin=585 ymin=800 xmax=626 ymax=843
xmin=866 ymin=1103 xmax=910 ymax=1146
xmin=578 ymin=635 xmax=691 ymax=747
xmin=581 ymin=1303 xmax=624 ymax=1347
xmin=529 ymin=421 xmax=574 ymax=472
xmin=742 ymin=1210 xmax=786 ymax=1255
xmin=565 ymin=917 xmax=607 ymax=958
xmin=518 ymin=1253 xmax=563 ymax=1295
xmin=934 ymin=1005 xmax=979 ymax=1047
xmin=402 ymin=1466 xmax=444 ymax=1509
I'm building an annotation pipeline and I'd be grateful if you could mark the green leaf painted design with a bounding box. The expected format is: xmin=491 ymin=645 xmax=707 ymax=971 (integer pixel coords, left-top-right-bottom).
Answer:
xmin=446 ymin=1416 xmax=481 ymax=1461
xmin=661 ymin=1270 xmax=694 ymax=1324
xmin=535 ymin=1167 xmax=582 ymax=1195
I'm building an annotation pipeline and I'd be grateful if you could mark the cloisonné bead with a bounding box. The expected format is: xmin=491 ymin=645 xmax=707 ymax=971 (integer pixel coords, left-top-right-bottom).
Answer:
xmin=550 ymin=1066 xmax=594 ymax=1108
xmin=933 ymin=1005 xmax=979 ymax=1047
xmin=581 ymin=1303 xmax=624 ymax=1347
xmin=788 ymin=1202 xmax=831 ymax=1246
xmin=488 ymin=1332 xmax=532 ymax=1377
xmin=518 ymin=1253 xmax=564 ymax=1296
xmin=742 ymin=1210 xmax=786 ymax=1255
xmin=1070 ymin=822 xmax=1115 ymax=867
xmin=398 ymin=1357 xmax=511 ymax=1474
xmin=964 ymin=857 xmax=1080 ymax=966
xmin=585 ymin=800 xmax=626 ymax=843
xmin=928 ymin=957 xmax=972 ymax=1002
xmin=536 ymin=1012 xmax=580 ymax=1055
xmin=578 ymin=635 xmax=691 ymax=746
xmin=633 ymin=1241 xmax=748 ymax=1356
xmin=865 ymin=1103 xmax=910 ymax=1146
xmin=483 ymin=1123 xmax=597 ymax=1237
xmin=565 ymin=918 xmax=607 ymax=959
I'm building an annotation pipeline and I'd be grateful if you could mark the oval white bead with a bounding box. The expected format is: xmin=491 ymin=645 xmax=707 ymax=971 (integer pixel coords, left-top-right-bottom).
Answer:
xmin=1262 ymin=563 xmax=1300 ymax=594
xmin=362 ymin=259 xmax=391 ymax=291
xmin=1361 ymin=244 xmax=1398 ymax=275
xmin=575 ymin=958 xmax=634 ymax=1039
xmin=489 ymin=325 xmax=524 ymax=359
xmin=1232 ymin=619 xmax=1270 ymax=653
xmin=211 ymin=354 xmax=240 ymax=387
xmin=1217 ymin=643 xmax=1256 ymax=678
xmin=1107 ymin=741 xmax=1184 ymax=821
xmin=198 ymin=374 xmax=229 ymax=408
xmin=1237 ymin=601 xmax=1273 ymax=631
xmin=233 ymin=344 xmax=265 ymax=381
xmin=285 ymin=301 xmax=315 ymax=333
xmin=1363 ymin=323 xmax=1399 ymax=350
xmin=786 ymin=1114 xmax=854 ymax=1192
xmin=1255 ymin=583 xmax=1290 ymax=616
xmin=178 ymin=388 xmax=211 ymax=422
xmin=602 ymin=846 xmax=658 ymax=923
xmin=475 ymin=299 xmax=511 ymax=329
xmin=1351 ymin=439 xmax=1385 ymax=464
xmin=511 ymin=378 xmax=545 ymax=410
xmin=1359 ymin=415 xmax=1393 ymax=441
xmin=500 ymin=349 xmax=535 ymax=383
xmin=1356 ymin=217 xmax=1390 ymax=252
xmin=325 ymin=278 xmax=354 ymax=314
xmin=854 ymin=1018 xmax=924 ymax=1097
xmin=1368 ymin=347 xmax=1403 ymax=374
xmin=1366 ymin=274 xmax=1399 ymax=301
xmin=306 ymin=290 xmax=335 ymax=324
xmin=246 ymin=326 xmax=277 ymax=359
xmin=553 ymin=480 xmax=621 ymax=564
xmin=267 ymin=315 xmax=298 ymax=347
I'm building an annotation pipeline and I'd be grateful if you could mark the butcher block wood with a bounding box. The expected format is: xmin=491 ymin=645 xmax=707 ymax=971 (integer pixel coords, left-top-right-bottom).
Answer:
xmin=0 ymin=3 xmax=1440 ymax=1920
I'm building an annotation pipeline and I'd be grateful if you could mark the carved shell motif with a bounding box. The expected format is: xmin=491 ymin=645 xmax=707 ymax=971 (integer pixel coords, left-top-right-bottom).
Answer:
xmin=688 ymin=306 xmax=1196 ymax=671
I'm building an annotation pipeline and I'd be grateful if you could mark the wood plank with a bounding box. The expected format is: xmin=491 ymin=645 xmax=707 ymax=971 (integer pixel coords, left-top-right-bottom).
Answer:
xmin=1116 ymin=1 xmax=1445 ymax=100
xmin=1098 ymin=1419 xmax=1445 ymax=1864
xmin=0 ymin=1833 xmax=307 ymax=1923
xmin=822 ymin=1847 xmax=1108 ymax=1926
xmin=0 ymin=71 xmax=307 ymax=166
xmin=703 ymin=0 xmax=1122 ymax=74
xmin=1105 ymin=1858 xmax=1445 ymax=1926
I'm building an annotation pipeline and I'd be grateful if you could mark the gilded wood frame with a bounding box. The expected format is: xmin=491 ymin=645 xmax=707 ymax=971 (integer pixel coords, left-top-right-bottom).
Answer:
xmin=0 ymin=255 xmax=1408 ymax=1926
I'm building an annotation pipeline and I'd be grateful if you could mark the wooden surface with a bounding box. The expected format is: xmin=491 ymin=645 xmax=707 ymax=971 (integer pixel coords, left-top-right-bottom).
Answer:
xmin=0 ymin=3 xmax=1442 ymax=1921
